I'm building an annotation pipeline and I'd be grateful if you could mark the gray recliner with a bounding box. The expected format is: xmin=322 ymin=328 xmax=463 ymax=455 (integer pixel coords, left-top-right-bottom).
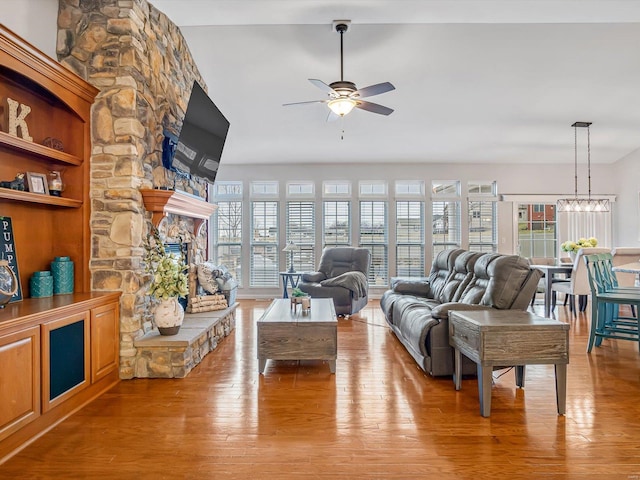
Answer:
xmin=298 ymin=247 xmax=371 ymax=315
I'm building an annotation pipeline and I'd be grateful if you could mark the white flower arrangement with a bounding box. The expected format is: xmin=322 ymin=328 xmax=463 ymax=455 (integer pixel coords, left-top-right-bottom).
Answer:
xmin=561 ymin=237 xmax=598 ymax=253
xmin=143 ymin=226 xmax=188 ymax=300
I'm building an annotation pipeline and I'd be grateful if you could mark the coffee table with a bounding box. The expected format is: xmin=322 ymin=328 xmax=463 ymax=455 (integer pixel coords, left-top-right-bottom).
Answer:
xmin=257 ymin=298 xmax=337 ymax=374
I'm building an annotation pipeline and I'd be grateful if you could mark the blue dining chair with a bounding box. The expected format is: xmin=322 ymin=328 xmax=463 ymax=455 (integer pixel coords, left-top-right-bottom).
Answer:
xmin=583 ymin=253 xmax=640 ymax=353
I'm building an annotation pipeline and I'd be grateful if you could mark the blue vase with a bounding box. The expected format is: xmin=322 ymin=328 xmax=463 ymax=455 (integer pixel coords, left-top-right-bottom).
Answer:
xmin=30 ymin=270 xmax=53 ymax=298
xmin=51 ymin=256 xmax=74 ymax=294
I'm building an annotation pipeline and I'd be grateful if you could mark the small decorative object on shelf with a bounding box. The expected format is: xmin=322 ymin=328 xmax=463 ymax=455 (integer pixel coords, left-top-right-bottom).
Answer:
xmin=0 ymin=173 xmax=25 ymax=191
xmin=43 ymin=136 xmax=64 ymax=151
xmin=29 ymin=270 xmax=53 ymax=298
xmin=25 ymin=172 xmax=49 ymax=195
xmin=47 ymin=170 xmax=64 ymax=196
xmin=143 ymin=225 xmax=189 ymax=335
xmin=0 ymin=259 xmax=18 ymax=307
xmin=51 ymin=256 xmax=74 ymax=294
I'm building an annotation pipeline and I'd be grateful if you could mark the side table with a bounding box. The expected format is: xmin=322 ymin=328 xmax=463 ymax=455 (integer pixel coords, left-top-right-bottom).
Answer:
xmin=449 ymin=309 xmax=569 ymax=417
xmin=279 ymin=271 xmax=303 ymax=298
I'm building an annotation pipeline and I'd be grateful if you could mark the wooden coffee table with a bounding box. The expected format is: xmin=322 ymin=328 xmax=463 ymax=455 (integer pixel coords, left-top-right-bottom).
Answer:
xmin=257 ymin=298 xmax=337 ymax=374
xmin=449 ymin=309 xmax=569 ymax=417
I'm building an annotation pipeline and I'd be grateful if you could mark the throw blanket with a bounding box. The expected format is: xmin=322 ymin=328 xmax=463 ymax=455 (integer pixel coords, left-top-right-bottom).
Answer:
xmin=320 ymin=271 xmax=368 ymax=299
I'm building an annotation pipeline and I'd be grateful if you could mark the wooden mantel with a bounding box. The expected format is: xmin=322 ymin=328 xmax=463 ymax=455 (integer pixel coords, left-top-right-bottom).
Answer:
xmin=139 ymin=188 xmax=217 ymax=234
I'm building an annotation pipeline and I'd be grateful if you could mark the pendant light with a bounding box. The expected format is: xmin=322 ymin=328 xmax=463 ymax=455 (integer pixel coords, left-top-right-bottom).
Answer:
xmin=557 ymin=122 xmax=610 ymax=213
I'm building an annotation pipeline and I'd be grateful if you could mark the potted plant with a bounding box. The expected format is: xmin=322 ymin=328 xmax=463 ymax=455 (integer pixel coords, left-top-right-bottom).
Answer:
xmin=143 ymin=226 xmax=189 ymax=335
xmin=290 ymin=287 xmax=310 ymax=312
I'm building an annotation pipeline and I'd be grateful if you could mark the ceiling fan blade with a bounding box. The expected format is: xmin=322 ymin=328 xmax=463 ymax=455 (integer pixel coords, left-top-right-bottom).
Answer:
xmin=309 ymin=79 xmax=337 ymax=95
xmin=355 ymin=100 xmax=394 ymax=116
xmin=326 ymin=110 xmax=340 ymax=122
xmin=354 ymin=82 xmax=395 ymax=98
xmin=283 ymin=100 xmax=327 ymax=107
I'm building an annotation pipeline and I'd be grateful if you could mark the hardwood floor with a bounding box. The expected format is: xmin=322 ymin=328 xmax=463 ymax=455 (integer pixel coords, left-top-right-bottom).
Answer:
xmin=3 ymin=299 xmax=640 ymax=478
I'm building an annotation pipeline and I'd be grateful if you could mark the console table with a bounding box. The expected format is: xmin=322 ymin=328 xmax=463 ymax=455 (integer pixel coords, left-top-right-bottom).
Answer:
xmin=449 ymin=309 xmax=569 ymax=417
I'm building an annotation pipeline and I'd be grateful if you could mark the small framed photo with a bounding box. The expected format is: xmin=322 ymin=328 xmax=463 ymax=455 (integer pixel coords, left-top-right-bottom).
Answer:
xmin=26 ymin=172 xmax=49 ymax=195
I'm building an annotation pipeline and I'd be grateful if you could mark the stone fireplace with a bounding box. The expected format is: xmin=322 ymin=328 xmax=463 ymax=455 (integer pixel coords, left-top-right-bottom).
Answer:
xmin=56 ymin=0 xmax=234 ymax=378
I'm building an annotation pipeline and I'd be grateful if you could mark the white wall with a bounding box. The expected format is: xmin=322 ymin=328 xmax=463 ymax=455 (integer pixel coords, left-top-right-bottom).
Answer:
xmin=2 ymin=0 xmax=59 ymax=58
xmin=612 ymin=148 xmax=640 ymax=247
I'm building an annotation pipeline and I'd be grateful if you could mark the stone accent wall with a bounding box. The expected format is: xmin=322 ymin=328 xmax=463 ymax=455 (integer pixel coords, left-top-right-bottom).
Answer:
xmin=57 ymin=0 xmax=212 ymax=378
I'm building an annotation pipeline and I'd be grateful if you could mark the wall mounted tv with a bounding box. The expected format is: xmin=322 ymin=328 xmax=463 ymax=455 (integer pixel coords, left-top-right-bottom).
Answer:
xmin=162 ymin=81 xmax=230 ymax=184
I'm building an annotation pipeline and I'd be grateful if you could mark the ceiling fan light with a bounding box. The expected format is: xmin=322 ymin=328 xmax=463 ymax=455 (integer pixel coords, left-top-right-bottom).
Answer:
xmin=328 ymin=98 xmax=356 ymax=116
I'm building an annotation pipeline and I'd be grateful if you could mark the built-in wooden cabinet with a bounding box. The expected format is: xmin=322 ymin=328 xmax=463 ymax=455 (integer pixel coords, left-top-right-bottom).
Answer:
xmin=0 ymin=326 xmax=40 ymax=443
xmin=0 ymin=26 xmax=121 ymax=464
xmin=0 ymin=293 xmax=120 ymax=463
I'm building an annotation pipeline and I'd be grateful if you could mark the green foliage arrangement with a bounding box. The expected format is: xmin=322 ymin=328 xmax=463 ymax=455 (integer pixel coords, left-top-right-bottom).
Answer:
xmin=143 ymin=226 xmax=188 ymax=300
xmin=291 ymin=287 xmax=308 ymax=298
xmin=561 ymin=237 xmax=598 ymax=253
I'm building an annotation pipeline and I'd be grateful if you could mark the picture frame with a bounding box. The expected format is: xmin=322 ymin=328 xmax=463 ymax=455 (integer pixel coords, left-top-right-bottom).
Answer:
xmin=25 ymin=172 xmax=49 ymax=195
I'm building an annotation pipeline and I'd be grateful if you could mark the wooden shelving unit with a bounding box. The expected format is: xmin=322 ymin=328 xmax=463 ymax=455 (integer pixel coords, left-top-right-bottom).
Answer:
xmin=0 ymin=24 xmax=120 ymax=464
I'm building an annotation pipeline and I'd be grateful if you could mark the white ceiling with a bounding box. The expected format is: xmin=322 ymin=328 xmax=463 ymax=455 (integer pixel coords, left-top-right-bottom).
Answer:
xmin=151 ymin=0 xmax=640 ymax=166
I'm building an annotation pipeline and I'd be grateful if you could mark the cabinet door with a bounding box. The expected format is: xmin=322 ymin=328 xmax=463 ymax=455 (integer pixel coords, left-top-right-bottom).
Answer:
xmin=41 ymin=312 xmax=90 ymax=412
xmin=0 ymin=326 xmax=40 ymax=441
xmin=91 ymin=302 xmax=119 ymax=383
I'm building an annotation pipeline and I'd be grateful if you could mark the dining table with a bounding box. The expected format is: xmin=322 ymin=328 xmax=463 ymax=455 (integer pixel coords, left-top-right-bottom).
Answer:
xmin=529 ymin=264 xmax=574 ymax=318
xmin=612 ymin=261 xmax=640 ymax=285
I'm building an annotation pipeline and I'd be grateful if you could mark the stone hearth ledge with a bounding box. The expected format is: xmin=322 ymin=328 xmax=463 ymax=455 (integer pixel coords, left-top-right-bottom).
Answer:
xmin=134 ymin=303 xmax=237 ymax=378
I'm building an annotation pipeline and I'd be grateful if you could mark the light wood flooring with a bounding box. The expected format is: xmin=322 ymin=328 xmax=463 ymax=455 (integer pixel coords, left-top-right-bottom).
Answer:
xmin=2 ymin=299 xmax=640 ymax=479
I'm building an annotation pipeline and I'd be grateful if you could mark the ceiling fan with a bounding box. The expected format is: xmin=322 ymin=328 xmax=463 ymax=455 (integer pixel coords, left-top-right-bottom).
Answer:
xmin=283 ymin=21 xmax=395 ymax=121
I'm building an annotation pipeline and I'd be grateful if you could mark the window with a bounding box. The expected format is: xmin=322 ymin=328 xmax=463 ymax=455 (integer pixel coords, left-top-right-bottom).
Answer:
xmin=214 ymin=181 xmax=242 ymax=197
xmin=395 ymin=180 xmax=424 ymax=197
xmin=432 ymin=180 xmax=460 ymax=197
xmin=468 ymin=201 xmax=497 ymax=252
xmin=359 ymin=201 xmax=388 ymax=285
xmin=518 ymin=203 xmax=557 ymax=258
xmin=359 ymin=181 xmax=387 ymax=196
xmin=432 ymin=201 xmax=461 ymax=255
xmin=468 ymin=181 xmax=497 ymax=253
xmin=323 ymin=201 xmax=350 ymax=246
xmin=250 ymin=181 xmax=278 ymax=197
xmin=432 ymin=181 xmax=461 ymax=257
xmin=323 ymin=181 xmax=351 ymax=197
xmin=287 ymin=181 xmax=314 ymax=197
xmin=213 ymin=201 xmax=242 ymax=284
xmin=212 ymin=182 xmax=243 ymax=283
xmin=286 ymin=201 xmax=315 ymax=272
xmin=396 ymin=201 xmax=424 ymax=276
xmin=250 ymin=201 xmax=278 ymax=287
xmin=468 ymin=181 xmax=497 ymax=195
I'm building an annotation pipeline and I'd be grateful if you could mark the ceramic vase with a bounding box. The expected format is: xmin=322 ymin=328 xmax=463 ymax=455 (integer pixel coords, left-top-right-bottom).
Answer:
xmin=154 ymin=296 xmax=185 ymax=335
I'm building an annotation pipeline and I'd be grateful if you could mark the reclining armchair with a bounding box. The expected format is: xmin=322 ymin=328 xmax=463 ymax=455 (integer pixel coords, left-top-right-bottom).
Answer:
xmin=297 ymin=247 xmax=371 ymax=316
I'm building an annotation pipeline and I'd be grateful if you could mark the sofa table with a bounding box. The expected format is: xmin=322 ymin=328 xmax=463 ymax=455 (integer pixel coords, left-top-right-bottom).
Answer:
xmin=257 ymin=298 xmax=337 ymax=373
xmin=449 ymin=310 xmax=569 ymax=417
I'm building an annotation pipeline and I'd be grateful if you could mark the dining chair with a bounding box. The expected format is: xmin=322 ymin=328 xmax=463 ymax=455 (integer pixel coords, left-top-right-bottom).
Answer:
xmin=583 ymin=253 xmax=640 ymax=353
xmin=551 ymin=247 xmax=611 ymax=315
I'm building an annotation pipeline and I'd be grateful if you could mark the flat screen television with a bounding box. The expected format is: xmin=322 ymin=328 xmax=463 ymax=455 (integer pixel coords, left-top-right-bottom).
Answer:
xmin=162 ymin=81 xmax=230 ymax=184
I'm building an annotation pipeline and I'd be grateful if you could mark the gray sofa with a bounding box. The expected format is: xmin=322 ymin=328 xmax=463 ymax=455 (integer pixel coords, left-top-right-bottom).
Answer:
xmin=298 ymin=247 xmax=370 ymax=316
xmin=380 ymin=249 xmax=542 ymax=376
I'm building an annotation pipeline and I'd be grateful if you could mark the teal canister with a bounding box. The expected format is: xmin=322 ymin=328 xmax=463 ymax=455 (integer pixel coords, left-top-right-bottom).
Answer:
xmin=51 ymin=256 xmax=74 ymax=294
xmin=30 ymin=271 xmax=53 ymax=298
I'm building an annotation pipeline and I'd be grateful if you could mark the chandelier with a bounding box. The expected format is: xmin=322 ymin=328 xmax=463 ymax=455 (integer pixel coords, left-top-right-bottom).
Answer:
xmin=557 ymin=122 xmax=610 ymax=213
